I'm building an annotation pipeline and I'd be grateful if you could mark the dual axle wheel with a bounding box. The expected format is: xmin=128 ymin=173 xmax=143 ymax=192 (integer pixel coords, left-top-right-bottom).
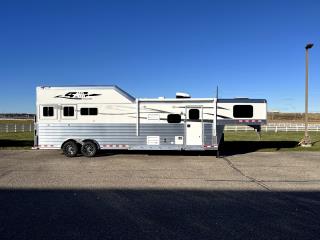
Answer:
xmin=62 ymin=141 xmax=98 ymax=157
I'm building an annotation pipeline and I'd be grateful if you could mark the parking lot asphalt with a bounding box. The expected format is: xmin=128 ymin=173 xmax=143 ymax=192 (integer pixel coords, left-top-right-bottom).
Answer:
xmin=0 ymin=150 xmax=319 ymax=240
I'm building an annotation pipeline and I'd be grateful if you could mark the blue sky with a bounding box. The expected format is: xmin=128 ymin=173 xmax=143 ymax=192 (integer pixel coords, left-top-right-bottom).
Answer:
xmin=0 ymin=0 xmax=319 ymax=113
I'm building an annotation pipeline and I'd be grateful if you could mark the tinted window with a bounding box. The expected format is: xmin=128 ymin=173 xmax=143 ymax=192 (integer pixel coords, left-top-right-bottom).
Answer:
xmin=63 ymin=106 xmax=74 ymax=117
xmin=233 ymin=105 xmax=253 ymax=118
xmin=80 ymin=108 xmax=88 ymax=115
xmin=80 ymin=108 xmax=98 ymax=115
xmin=167 ymin=114 xmax=181 ymax=123
xmin=89 ymin=108 xmax=98 ymax=115
xmin=189 ymin=109 xmax=199 ymax=120
xmin=43 ymin=107 xmax=54 ymax=117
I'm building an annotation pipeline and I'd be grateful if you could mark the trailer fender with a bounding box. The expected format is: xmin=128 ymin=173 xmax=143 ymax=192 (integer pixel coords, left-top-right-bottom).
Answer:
xmin=61 ymin=139 xmax=82 ymax=149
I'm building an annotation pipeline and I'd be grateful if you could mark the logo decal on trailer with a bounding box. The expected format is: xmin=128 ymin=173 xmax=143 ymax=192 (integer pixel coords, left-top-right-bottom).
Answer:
xmin=55 ymin=92 xmax=101 ymax=100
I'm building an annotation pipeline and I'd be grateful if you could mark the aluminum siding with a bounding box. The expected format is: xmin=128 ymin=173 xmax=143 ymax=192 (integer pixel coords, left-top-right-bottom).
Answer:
xmin=37 ymin=123 xmax=215 ymax=148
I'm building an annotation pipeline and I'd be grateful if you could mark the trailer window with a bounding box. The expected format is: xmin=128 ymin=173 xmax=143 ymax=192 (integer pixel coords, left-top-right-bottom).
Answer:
xmin=80 ymin=108 xmax=98 ymax=115
xmin=167 ymin=114 xmax=181 ymax=123
xmin=233 ymin=105 xmax=253 ymax=118
xmin=189 ymin=109 xmax=200 ymax=120
xmin=43 ymin=107 xmax=54 ymax=117
xmin=63 ymin=106 xmax=74 ymax=117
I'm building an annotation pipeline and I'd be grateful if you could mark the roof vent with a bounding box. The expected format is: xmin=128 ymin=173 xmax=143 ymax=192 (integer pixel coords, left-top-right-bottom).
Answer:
xmin=176 ymin=92 xmax=191 ymax=99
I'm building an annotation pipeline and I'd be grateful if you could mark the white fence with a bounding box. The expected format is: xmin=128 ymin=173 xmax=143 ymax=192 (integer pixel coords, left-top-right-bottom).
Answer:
xmin=0 ymin=122 xmax=320 ymax=133
xmin=225 ymin=123 xmax=320 ymax=132
xmin=0 ymin=124 xmax=34 ymax=133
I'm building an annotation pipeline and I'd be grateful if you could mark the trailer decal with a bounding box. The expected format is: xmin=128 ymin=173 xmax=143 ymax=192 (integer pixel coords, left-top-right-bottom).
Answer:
xmin=55 ymin=92 xmax=101 ymax=100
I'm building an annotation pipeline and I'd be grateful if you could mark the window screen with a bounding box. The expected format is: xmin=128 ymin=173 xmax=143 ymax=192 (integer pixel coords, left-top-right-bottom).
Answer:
xmin=63 ymin=106 xmax=75 ymax=117
xmin=43 ymin=107 xmax=54 ymax=117
xmin=233 ymin=105 xmax=253 ymax=118
xmin=80 ymin=108 xmax=98 ymax=115
xmin=167 ymin=114 xmax=181 ymax=123
xmin=189 ymin=109 xmax=200 ymax=120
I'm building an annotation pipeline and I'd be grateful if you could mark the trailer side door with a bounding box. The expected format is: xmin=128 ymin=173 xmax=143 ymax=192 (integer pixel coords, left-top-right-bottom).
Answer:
xmin=186 ymin=107 xmax=203 ymax=145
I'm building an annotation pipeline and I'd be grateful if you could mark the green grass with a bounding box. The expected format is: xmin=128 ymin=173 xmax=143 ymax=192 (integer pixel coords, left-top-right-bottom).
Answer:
xmin=0 ymin=131 xmax=319 ymax=152
xmin=224 ymin=131 xmax=320 ymax=152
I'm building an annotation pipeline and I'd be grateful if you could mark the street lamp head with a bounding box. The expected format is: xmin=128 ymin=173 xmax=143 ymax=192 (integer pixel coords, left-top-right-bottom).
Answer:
xmin=305 ymin=43 xmax=314 ymax=49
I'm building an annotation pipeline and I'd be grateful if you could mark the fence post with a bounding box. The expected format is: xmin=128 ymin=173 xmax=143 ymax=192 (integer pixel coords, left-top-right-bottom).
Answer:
xmin=286 ymin=126 xmax=287 ymax=132
xmin=14 ymin=124 xmax=16 ymax=133
xmin=275 ymin=126 xmax=278 ymax=133
xmin=29 ymin=124 xmax=32 ymax=132
xmin=6 ymin=124 xmax=8 ymax=133
xmin=235 ymin=126 xmax=238 ymax=132
xmin=22 ymin=124 xmax=24 ymax=132
xmin=266 ymin=126 xmax=268 ymax=132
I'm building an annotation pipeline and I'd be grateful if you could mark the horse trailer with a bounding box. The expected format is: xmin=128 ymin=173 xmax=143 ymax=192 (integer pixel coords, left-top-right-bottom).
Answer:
xmin=34 ymin=85 xmax=267 ymax=157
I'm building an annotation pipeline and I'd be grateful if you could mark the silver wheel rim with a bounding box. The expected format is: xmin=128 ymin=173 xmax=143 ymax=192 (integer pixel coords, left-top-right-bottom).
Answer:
xmin=67 ymin=145 xmax=75 ymax=155
xmin=85 ymin=145 xmax=94 ymax=155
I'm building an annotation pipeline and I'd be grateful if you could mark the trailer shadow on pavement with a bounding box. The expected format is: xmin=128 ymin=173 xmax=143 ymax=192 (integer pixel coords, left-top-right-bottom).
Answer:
xmin=0 ymin=139 xmax=33 ymax=148
xmin=94 ymin=140 xmax=299 ymax=158
xmin=221 ymin=140 xmax=299 ymax=156
xmin=96 ymin=149 xmax=217 ymax=157
xmin=0 ymin=188 xmax=319 ymax=240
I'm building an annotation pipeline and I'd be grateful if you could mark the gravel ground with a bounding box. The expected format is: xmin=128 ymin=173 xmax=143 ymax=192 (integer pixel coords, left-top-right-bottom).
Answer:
xmin=0 ymin=150 xmax=319 ymax=240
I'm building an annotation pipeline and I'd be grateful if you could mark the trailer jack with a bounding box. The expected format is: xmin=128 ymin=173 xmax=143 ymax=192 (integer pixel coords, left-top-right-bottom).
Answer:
xmin=249 ymin=125 xmax=262 ymax=140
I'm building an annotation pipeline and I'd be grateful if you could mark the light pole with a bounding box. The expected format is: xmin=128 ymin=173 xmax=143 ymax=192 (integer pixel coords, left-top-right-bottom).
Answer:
xmin=300 ymin=43 xmax=313 ymax=147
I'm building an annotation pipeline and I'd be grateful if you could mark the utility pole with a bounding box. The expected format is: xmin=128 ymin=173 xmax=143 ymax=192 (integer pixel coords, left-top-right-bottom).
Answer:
xmin=300 ymin=43 xmax=313 ymax=147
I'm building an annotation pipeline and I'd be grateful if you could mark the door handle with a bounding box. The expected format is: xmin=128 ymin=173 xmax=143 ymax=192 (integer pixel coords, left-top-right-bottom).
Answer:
xmin=187 ymin=124 xmax=190 ymax=128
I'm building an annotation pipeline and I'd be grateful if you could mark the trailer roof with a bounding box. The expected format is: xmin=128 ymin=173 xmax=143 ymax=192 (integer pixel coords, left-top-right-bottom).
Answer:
xmin=138 ymin=98 xmax=266 ymax=103
xmin=218 ymin=99 xmax=267 ymax=103
xmin=38 ymin=85 xmax=136 ymax=102
xmin=37 ymin=85 xmax=266 ymax=104
xmin=138 ymin=98 xmax=215 ymax=102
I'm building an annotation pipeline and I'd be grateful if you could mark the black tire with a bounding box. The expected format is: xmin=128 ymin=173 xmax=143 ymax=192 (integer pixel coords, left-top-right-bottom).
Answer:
xmin=62 ymin=141 xmax=79 ymax=157
xmin=81 ymin=141 xmax=97 ymax=157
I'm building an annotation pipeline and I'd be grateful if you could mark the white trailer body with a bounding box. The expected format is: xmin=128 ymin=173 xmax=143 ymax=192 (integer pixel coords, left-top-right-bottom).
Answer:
xmin=34 ymin=86 xmax=267 ymax=157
